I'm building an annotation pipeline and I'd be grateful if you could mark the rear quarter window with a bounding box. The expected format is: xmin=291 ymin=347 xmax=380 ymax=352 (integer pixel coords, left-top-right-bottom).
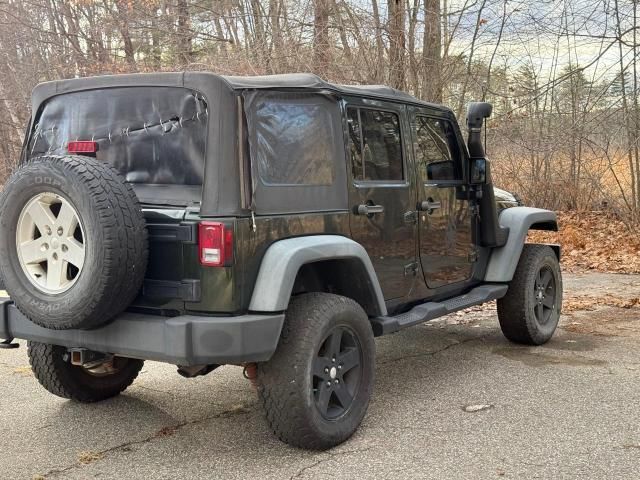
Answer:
xmin=250 ymin=92 xmax=336 ymax=186
xmin=243 ymin=90 xmax=348 ymax=214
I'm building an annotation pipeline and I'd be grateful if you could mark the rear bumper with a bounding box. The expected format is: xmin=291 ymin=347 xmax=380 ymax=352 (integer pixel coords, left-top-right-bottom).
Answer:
xmin=0 ymin=298 xmax=284 ymax=366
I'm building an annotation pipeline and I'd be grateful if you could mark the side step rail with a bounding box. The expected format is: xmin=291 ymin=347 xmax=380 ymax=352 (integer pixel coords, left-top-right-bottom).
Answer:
xmin=371 ymin=284 xmax=508 ymax=336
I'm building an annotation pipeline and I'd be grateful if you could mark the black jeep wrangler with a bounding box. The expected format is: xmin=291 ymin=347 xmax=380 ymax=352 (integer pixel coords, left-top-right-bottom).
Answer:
xmin=0 ymin=73 xmax=562 ymax=450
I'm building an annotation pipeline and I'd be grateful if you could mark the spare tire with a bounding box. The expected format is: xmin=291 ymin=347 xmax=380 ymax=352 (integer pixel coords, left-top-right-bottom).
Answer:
xmin=0 ymin=155 xmax=148 ymax=330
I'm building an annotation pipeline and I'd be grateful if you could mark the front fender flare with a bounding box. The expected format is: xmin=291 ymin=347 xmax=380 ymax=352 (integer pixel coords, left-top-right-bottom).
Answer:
xmin=485 ymin=207 xmax=558 ymax=282
xmin=249 ymin=235 xmax=387 ymax=315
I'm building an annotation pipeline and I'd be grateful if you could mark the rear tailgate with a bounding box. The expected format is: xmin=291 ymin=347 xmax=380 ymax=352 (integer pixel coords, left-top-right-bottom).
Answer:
xmin=132 ymin=208 xmax=198 ymax=312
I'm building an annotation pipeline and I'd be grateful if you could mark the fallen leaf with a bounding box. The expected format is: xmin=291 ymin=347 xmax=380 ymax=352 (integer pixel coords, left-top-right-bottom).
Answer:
xmin=463 ymin=404 xmax=493 ymax=413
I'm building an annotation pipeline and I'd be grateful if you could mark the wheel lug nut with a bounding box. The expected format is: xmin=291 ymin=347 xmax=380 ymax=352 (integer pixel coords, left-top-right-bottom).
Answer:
xmin=57 ymin=226 xmax=63 ymax=236
xmin=324 ymin=368 xmax=329 ymax=374
xmin=61 ymin=244 xmax=68 ymax=253
xmin=45 ymin=226 xmax=52 ymax=235
xmin=326 ymin=381 xmax=331 ymax=387
xmin=334 ymin=379 xmax=339 ymax=384
xmin=338 ymin=365 xmax=342 ymax=370
xmin=332 ymin=357 xmax=335 ymax=363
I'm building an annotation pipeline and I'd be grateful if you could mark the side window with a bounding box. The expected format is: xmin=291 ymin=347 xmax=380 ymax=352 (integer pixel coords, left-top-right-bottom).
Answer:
xmin=414 ymin=116 xmax=462 ymax=182
xmin=253 ymin=95 xmax=336 ymax=186
xmin=347 ymin=107 xmax=404 ymax=182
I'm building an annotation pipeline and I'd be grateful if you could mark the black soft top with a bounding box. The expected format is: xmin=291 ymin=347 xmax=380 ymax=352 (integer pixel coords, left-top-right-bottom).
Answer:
xmin=28 ymin=72 xmax=452 ymax=216
xmin=220 ymin=73 xmax=445 ymax=109
xmin=32 ymin=72 xmax=449 ymax=113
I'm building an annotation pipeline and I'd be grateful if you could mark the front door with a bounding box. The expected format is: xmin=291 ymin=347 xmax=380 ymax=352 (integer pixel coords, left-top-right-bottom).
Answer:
xmin=345 ymin=101 xmax=416 ymax=301
xmin=411 ymin=113 xmax=474 ymax=289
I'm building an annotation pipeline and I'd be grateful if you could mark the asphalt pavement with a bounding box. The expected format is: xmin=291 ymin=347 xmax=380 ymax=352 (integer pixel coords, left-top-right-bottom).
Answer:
xmin=1 ymin=273 xmax=639 ymax=479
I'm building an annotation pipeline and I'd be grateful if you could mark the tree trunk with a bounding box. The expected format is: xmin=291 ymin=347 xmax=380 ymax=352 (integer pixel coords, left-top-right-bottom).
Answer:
xmin=371 ymin=0 xmax=385 ymax=83
xmin=313 ymin=0 xmax=331 ymax=76
xmin=387 ymin=0 xmax=406 ymax=90
xmin=422 ymin=0 xmax=441 ymax=102
xmin=176 ymin=0 xmax=193 ymax=65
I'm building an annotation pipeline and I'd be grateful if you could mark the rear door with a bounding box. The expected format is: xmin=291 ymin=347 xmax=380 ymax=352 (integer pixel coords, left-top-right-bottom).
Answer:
xmin=410 ymin=110 xmax=474 ymax=289
xmin=345 ymin=99 xmax=417 ymax=301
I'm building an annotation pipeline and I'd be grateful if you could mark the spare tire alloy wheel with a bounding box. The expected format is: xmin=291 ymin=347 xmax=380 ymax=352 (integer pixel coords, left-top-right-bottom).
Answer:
xmin=0 ymin=155 xmax=148 ymax=330
xmin=16 ymin=192 xmax=86 ymax=294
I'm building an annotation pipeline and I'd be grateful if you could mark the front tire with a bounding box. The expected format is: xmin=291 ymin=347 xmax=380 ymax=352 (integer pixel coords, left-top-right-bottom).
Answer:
xmin=257 ymin=293 xmax=375 ymax=450
xmin=497 ymin=244 xmax=563 ymax=345
xmin=27 ymin=341 xmax=144 ymax=402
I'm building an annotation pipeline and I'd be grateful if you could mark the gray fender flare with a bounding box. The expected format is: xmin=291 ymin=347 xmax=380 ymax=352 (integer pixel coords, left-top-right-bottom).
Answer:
xmin=484 ymin=207 xmax=558 ymax=282
xmin=249 ymin=235 xmax=387 ymax=315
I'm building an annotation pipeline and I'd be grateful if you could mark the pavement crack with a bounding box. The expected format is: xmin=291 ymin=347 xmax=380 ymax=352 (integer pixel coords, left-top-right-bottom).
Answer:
xmin=133 ymin=384 xmax=176 ymax=396
xmin=379 ymin=335 xmax=482 ymax=365
xmin=38 ymin=402 xmax=256 ymax=478
xmin=289 ymin=447 xmax=372 ymax=479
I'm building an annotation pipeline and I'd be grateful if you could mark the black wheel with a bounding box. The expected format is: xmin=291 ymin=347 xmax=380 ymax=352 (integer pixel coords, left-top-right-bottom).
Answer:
xmin=27 ymin=341 xmax=144 ymax=402
xmin=257 ymin=293 xmax=375 ymax=450
xmin=497 ymin=244 xmax=563 ymax=345
xmin=0 ymin=155 xmax=148 ymax=330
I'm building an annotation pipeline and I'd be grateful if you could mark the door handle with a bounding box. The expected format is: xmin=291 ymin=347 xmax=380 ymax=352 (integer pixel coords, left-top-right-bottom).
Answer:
xmin=418 ymin=199 xmax=441 ymax=214
xmin=355 ymin=204 xmax=384 ymax=216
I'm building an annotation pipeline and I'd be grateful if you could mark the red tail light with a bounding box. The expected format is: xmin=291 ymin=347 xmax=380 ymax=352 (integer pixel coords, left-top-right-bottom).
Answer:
xmin=198 ymin=222 xmax=233 ymax=267
xmin=68 ymin=141 xmax=98 ymax=154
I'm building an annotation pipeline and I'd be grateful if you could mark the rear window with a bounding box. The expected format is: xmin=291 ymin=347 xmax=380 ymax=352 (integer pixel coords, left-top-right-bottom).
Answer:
xmin=28 ymin=87 xmax=207 ymax=186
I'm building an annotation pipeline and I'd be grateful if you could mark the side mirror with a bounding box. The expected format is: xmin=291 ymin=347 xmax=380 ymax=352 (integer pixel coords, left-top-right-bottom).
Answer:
xmin=427 ymin=160 xmax=456 ymax=181
xmin=470 ymin=158 xmax=487 ymax=184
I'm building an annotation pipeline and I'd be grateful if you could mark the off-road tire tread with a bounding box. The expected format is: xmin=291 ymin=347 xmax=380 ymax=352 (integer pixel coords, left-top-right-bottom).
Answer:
xmin=1 ymin=155 xmax=147 ymax=330
xmin=27 ymin=341 xmax=143 ymax=402
xmin=257 ymin=293 xmax=374 ymax=450
xmin=497 ymin=244 xmax=562 ymax=345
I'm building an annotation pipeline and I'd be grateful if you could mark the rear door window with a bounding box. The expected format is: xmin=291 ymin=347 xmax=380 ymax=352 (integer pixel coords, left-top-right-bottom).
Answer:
xmin=347 ymin=108 xmax=404 ymax=182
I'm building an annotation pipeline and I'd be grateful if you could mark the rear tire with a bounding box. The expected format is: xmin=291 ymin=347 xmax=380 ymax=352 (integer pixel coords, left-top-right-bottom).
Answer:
xmin=497 ymin=244 xmax=562 ymax=345
xmin=27 ymin=341 xmax=144 ymax=402
xmin=257 ymin=293 xmax=375 ymax=450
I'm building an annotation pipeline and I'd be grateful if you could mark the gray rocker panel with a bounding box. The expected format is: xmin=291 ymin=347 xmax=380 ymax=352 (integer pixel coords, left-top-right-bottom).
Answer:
xmin=485 ymin=207 xmax=558 ymax=283
xmin=249 ymin=235 xmax=387 ymax=315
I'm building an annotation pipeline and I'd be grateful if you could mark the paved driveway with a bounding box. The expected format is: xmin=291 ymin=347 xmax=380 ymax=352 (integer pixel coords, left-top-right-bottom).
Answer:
xmin=1 ymin=273 xmax=639 ymax=479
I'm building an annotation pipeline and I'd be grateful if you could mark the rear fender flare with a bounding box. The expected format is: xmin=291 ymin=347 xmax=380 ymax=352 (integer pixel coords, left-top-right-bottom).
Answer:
xmin=485 ymin=207 xmax=558 ymax=282
xmin=249 ymin=235 xmax=387 ymax=316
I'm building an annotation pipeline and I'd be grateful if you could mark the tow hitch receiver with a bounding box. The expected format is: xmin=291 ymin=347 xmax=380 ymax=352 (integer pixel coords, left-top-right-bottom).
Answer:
xmin=0 ymin=338 xmax=20 ymax=349
xmin=66 ymin=348 xmax=111 ymax=368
